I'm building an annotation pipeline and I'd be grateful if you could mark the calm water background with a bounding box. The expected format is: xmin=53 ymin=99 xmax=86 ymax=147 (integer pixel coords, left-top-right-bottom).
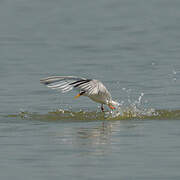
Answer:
xmin=0 ymin=0 xmax=180 ymax=179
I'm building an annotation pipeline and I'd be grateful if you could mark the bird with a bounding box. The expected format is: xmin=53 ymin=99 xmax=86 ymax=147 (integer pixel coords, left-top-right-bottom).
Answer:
xmin=40 ymin=76 xmax=119 ymax=112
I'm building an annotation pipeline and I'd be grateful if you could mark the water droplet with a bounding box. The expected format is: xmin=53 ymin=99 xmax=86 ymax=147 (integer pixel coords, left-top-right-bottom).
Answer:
xmin=172 ymin=69 xmax=177 ymax=75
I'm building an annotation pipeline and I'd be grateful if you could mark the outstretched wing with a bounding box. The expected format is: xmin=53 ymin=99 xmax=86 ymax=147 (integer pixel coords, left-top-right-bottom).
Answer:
xmin=40 ymin=76 xmax=96 ymax=94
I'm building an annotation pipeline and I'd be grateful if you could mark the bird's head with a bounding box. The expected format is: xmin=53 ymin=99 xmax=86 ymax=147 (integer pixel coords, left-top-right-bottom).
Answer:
xmin=108 ymin=100 xmax=119 ymax=110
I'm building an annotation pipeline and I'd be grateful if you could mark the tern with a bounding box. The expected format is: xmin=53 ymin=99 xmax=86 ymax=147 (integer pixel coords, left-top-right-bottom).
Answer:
xmin=40 ymin=76 xmax=119 ymax=112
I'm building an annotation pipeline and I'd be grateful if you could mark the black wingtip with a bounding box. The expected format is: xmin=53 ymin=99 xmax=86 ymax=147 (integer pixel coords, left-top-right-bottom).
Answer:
xmin=40 ymin=79 xmax=49 ymax=85
xmin=70 ymin=79 xmax=91 ymax=88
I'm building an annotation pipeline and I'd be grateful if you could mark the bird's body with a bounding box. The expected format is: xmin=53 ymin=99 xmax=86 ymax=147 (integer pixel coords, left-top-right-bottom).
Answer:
xmin=40 ymin=76 xmax=119 ymax=111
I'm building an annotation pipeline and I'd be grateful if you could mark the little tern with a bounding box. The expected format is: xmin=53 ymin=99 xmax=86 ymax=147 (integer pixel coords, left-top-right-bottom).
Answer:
xmin=40 ymin=76 xmax=119 ymax=111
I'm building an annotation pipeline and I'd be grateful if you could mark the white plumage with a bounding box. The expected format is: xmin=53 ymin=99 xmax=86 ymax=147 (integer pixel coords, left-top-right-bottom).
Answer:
xmin=40 ymin=76 xmax=119 ymax=111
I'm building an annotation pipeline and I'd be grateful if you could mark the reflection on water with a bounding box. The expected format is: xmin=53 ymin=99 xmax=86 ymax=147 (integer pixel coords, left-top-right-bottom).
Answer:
xmin=53 ymin=122 xmax=114 ymax=156
xmin=1 ymin=110 xmax=180 ymax=180
xmin=1 ymin=112 xmax=180 ymax=180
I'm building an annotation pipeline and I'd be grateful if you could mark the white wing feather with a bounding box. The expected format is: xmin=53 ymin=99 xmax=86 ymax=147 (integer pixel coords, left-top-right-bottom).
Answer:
xmin=40 ymin=76 xmax=113 ymax=105
xmin=40 ymin=76 xmax=93 ymax=94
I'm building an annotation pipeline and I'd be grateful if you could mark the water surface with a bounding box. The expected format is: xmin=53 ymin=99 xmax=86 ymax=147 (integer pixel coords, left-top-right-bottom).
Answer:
xmin=0 ymin=0 xmax=180 ymax=179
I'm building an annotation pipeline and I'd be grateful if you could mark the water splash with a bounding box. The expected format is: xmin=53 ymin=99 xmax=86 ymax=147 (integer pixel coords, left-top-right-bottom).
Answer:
xmin=5 ymin=91 xmax=180 ymax=121
xmin=105 ymin=92 xmax=157 ymax=119
xmin=5 ymin=108 xmax=180 ymax=122
xmin=169 ymin=68 xmax=180 ymax=82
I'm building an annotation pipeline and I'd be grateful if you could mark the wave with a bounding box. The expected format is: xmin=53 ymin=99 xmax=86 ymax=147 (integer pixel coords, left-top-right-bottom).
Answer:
xmin=4 ymin=91 xmax=180 ymax=121
xmin=6 ymin=108 xmax=180 ymax=122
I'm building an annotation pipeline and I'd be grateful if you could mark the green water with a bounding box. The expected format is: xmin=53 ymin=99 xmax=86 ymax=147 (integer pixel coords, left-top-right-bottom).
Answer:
xmin=7 ymin=109 xmax=180 ymax=122
xmin=1 ymin=0 xmax=180 ymax=179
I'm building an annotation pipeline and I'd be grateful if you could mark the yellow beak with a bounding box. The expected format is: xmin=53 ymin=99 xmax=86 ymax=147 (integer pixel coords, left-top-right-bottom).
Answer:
xmin=74 ymin=93 xmax=81 ymax=99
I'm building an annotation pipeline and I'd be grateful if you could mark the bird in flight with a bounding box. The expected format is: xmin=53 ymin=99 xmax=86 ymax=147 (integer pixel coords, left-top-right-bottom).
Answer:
xmin=40 ymin=76 xmax=119 ymax=112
